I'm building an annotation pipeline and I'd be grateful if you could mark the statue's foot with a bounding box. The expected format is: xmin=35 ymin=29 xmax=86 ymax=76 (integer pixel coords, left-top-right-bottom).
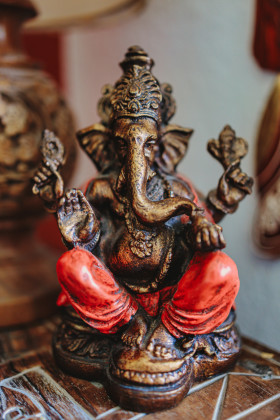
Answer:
xmin=181 ymin=309 xmax=241 ymax=379
xmin=111 ymin=319 xmax=190 ymax=386
xmin=121 ymin=309 xmax=149 ymax=348
xmin=146 ymin=321 xmax=181 ymax=359
xmin=107 ymin=317 xmax=194 ymax=412
xmin=107 ymin=310 xmax=241 ymax=412
xmin=53 ymin=306 xmax=118 ymax=380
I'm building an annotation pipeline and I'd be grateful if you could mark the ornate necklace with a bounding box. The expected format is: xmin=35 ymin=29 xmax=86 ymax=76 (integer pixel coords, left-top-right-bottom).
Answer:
xmin=124 ymin=204 xmax=156 ymax=259
xmin=123 ymin=169 xmax=174 ymax=259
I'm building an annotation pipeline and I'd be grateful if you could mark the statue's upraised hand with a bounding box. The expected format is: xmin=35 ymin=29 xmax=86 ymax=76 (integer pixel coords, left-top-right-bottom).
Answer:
xmin=191 ymin=215 xmax=226 ymax=251
xmin=57 ymin=188 xmax=100 ymax=249
xmin=32 ymin=130 xmax=65 ymax=212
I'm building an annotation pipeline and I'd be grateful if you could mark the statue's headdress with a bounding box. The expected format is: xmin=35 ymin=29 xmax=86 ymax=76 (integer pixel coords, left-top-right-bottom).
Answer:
xmin=98 ymin=46 xmax=176 ymax=127
xmin=78 ymin=47 xmax=193 ymax=175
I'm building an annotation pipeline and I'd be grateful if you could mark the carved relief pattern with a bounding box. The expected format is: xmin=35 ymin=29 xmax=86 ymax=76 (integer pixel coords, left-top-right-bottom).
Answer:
xmin=58 ymin=323 xmax=112 ymax=360
xmin=182 ymin=313 xmax=240 ymax=362
xmin=110 ymin=66 xmax=162 ymax=121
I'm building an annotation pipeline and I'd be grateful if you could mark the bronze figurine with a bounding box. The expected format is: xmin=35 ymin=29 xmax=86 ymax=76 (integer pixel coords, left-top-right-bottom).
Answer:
xmin=33 ymin=46 xmax=253 ymax=412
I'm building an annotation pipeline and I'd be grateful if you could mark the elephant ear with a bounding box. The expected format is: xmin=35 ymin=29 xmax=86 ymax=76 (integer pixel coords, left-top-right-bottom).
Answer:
xmin=76 ymin=123 xmax=116 ymax=173
xmin=156 ymin=124 xmax=193 ymax=173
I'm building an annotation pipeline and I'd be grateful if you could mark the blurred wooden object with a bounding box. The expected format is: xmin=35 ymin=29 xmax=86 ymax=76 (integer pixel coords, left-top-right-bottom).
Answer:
xmin=254 ymin=76 xmax=280 ymax=257
xmin=25 ymin=0 xmax=147 ymax=30
xmin=253 ymin=0 xmax=280 ymax=257
xmin=0 ymin=316 xmax=279 ymax=419
xmin=0 ymin=0 xmax=76 ymax=326
xmin=253 ymin=0 xmax=280 ymax=71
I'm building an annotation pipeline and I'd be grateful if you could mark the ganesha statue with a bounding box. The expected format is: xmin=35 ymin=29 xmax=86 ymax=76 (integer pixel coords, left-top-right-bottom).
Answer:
xmin=33 ymin=46 xmax=253 ymax=412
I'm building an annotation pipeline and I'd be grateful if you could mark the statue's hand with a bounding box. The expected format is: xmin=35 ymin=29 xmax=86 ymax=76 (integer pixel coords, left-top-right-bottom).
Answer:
xmin=207 ymin=126 xmax=253 ymax=221
xmin=226 ymin=165 xmax=253 ymax=194
xmin=32 ymin=130 xmax=65 ymax=209
xmin=57 ymin=189 xmax=99 ymax=248
xmin=214 ymin=161 xmax=253 ymax=209
xmin=191 ymin=215 xmax=226 ymax=251
xmin=32 ymin=162 xmax=60 ymax=211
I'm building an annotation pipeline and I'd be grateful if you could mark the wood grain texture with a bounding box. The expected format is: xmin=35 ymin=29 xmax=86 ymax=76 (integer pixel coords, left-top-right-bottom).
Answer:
xmin=0 ymin=318 xmax=279 ymax=419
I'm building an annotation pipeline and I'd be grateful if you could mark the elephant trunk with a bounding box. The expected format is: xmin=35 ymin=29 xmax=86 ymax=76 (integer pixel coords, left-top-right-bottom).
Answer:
xmin=125 ymin=140 xmax=200 ymax=226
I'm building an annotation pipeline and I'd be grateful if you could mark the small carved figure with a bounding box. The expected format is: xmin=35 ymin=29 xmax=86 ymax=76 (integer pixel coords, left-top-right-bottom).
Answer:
xmin=33 ymin=46 xmax=253 ymax=412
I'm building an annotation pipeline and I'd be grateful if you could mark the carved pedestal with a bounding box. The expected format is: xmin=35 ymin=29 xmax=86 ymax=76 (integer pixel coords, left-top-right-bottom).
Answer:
xmin=53 ymin=308 xmax=241 ymax=412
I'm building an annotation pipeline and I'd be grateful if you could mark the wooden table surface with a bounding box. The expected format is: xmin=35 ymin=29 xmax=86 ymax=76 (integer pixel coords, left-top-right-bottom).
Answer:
xmin=0 ymin=315 xmax=279 ymax=420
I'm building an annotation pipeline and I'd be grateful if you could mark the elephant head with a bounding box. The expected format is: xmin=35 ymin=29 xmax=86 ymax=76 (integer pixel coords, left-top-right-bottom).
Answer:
xmin=77 ymin=46 xmax=196 ymax=225
xmin=77 ymin=117 xmax=193 ymax=224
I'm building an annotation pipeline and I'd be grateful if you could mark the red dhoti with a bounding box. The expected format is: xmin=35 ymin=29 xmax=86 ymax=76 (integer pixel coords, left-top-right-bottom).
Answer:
xmin=56 ymin=247 xmax=239 ymax=337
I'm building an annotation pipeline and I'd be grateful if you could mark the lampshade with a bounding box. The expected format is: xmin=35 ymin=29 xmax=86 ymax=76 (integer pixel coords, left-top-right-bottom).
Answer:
xmin=25 ymin=0 xmax=146 ymax=30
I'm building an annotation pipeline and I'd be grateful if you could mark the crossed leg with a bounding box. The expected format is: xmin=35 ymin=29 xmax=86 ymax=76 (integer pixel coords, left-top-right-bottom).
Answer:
xmin=56 ymin=248 xmax=239 ymax=339
xmin=145 ymin=251 xmax=239 ymax=356
xmin=56 ymin=247 xmax=138 ymax=334
xmin=161 ymin=250 xmax=240 ymax=337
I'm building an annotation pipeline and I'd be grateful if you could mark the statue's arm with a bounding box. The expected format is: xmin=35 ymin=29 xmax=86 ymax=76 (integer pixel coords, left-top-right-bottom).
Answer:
xmin=32 ymin=163 xmax=59 ymax=213
xmin=167 ymin=177 xmax=226 ymax=251
xmin=32 ymin=129 xmax=65 ymax=213
xmin=206 ymin=126 xmax=253 ymax=223
xmin=85 ymin=177 xmax=123 ymax=214
xmin=33 ymin=170 xmax=101 ymax=251
xmin=206 ymin=161 xmax=253 ymax=224
xmin=32 ymin=130 xmax=101 ymax=252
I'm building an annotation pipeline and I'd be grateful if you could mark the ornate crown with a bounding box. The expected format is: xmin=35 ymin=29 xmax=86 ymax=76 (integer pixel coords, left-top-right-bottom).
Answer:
xmin=98 ymin=46 xmax=176 ymax=127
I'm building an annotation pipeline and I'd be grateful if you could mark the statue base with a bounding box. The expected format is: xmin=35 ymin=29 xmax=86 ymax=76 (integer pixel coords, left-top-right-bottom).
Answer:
xmin=53 ymin=307 xmax=241 ymax=413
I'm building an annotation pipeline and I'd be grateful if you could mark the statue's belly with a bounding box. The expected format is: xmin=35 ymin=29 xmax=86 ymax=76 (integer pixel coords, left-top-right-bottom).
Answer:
xmin=105 ymin=226 xmax=175 ymax=293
